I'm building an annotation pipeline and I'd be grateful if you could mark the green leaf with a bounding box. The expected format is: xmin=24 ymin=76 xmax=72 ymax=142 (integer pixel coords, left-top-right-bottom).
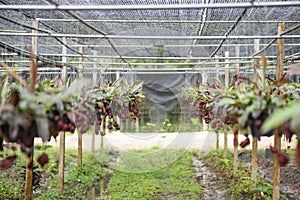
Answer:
xmin=35 ymin=117 xmax=49 ymax=142
xmin=1 ymin=76 xmax=8 ymax=106
xmin=216 ymin=98 xmax=235 ymax=107
xmin=93 ymin=92 xmax=106 ymax=100
xmin=240 ymin=110 xmax=251 ymax=127
xmin=261 ymin=101 xmax=300 ymax=133
xmin=129 ymin=80 xmax=144 ymax=94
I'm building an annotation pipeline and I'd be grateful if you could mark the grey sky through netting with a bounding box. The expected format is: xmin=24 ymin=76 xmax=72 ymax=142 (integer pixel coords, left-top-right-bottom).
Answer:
xmin=0 ymin=0 xmax=299 ymax=71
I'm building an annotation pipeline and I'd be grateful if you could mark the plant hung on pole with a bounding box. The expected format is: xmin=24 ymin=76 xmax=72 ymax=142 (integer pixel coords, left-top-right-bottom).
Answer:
xmin=215 ymin=62 xmax=300 ymax=166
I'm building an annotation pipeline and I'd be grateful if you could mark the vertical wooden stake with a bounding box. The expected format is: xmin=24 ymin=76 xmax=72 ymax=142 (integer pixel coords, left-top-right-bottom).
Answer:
xmin=78 ymin=46 xmax=84 ymax=167
xmin=251 ymin=39 xmax=260 ymax=179
xmin=25 ymin=19 xmax=38 ymax=200
xmin=78 ymin=46 xmax=84 ymax=78
xmin=91 ymin=122 xmax=96 ymax=157
xmin=58 ymin=37 xmax=68 ymax=190
xmin=273 ymin=22 xmax=284 ymax=200
xmin=100 ymin=179 xmax=104 ymax=198
xmin=223 ymin=51 xmax=229 ymax=157
xmin=276 ymin=23 xmax=284 ymax=80
xmin=224 ymin=51 xmax=230 ymax=89
xmin=100 ymin=115 xmax=105 ymax=149
xmin=251 ymin=138 xmax=258 ymax=178
xmin=58 ymin=131 xmax=65 ymax=189
xmin=24 ymin=142 xmax=34 ymax=200
xmin=105 ymin=116 xmax=109 ymax=136
xmin=135 ymin=118 xmax=139 ymax=133
xmin=273 ymin=129 xmax=281 ymax=200
xmin=233 ymin=46 xmax=240 ymax=170
xmin=216 ymin=131 xmax=219 ymax=149
xmin=91 ymin=55 xmax=97 ymax=156
xmin=233 ymin=124 xmax=239 ymax=170
xmin=235 ymin=44 xmax=240 ymax=76
xmin=78 ymin=130 xmax=83 ymax=168
xmin=223 ymin=124 xmax=228 ymax=157
xmin=215 ymin=56 xmax=220 ymax=149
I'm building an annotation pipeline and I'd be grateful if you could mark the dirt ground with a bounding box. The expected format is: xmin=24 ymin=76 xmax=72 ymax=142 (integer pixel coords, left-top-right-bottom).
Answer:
xmin=238 ymin=150 xmax=300 ymax=200
xmin=38 ymin=131 xmax=299 ymax=200
xmin=40 ymin=131 xmax=275 ymax=151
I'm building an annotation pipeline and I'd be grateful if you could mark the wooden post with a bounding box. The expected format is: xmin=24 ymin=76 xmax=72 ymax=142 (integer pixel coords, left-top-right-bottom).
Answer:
xmin=252 ymin=39 xmax=260 ymax=179
xmin=235 ymin=44 xmax=240 ymax=76
xmin=135 ymin=118 xmax=139 ymax=133
xmin=78 ymin=46 xmax=84 ymax=167
xmin=224 ymin=51 xmax=230 ymax=88
xmin=251 ymin=137 xmax=258 ymax=178
xmin=233 ymin=132 xmax=238 ymax=170
xmin=202 ymin=70 xmax=208 ymax=130
xmin=215 ymin=56 xmax=220 ymax=149
xmin=224 ymin=51 xmax=229 ymax=156
xmin=116 ymin=71 xmax=121 ymax=130
xmin=90 ymin=121 xmax=95 ymax=157
xmin=78 ymin=46 xmax=84 ymax=78
xmin=223 ymin=125 xmax=228 ymax=156
xmin=24 ymin=19 xmax=38 ymax=200
xmin=100 ymin=115 xmax=105 ymax=149
xmin=58 ymin=131 xmax=65 ymax=189
xmin=91 ymin=51 xmax=97 ymax=157
xmin=77 ymin=129 xmax=82 ymax=168
xmin=276 ymin=23 xmax=284 ymax=79
xmin=233 ymin=46 xmax=240 ymax=170
xmin=58 ymin=37 xmax=67 ymax=190
xmin=273 ymin=22 xmax=284 ymax=200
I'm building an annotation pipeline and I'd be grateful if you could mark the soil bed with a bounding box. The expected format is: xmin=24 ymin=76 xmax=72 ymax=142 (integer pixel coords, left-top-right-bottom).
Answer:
xmin=238 ymin=150 xmax=300 ymax=200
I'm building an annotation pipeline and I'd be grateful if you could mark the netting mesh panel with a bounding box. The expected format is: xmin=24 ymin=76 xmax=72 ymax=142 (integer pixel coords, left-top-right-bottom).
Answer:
xmin=0 ymin=0 xmax=298 ymax=86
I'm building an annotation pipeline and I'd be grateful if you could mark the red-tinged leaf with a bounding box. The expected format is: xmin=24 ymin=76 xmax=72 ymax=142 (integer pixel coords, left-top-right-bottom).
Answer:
xmin=277 ymin=152 xmax=289 ymax=167
xmin=0 ymin=155 xmax=17 ymax=169
xmin=67 ymin=112 xmax=76 ymax=125
xmin=270 ymin=145 xmax=279 ymax=154
xmin=296 ymin=139 xmax=300 ymax=165
xmin=37 ymin=153 xmax=49 ymax=167
xmin=240 ymin=138 xmax=250 ymax=148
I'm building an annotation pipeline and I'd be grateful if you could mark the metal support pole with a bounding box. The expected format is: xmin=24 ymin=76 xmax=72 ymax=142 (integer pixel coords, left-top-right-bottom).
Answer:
xmin=1 ymin=2 xmax=300 ymax=10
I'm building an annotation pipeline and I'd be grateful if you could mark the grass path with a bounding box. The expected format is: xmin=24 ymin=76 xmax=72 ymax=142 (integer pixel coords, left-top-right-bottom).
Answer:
xmin=106 ymin=149 xmax=203 ymax=200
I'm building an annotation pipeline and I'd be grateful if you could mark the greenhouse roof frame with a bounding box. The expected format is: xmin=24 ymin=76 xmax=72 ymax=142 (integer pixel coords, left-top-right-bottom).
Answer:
xmin=0 ymin=0 xmax=299 ymax=70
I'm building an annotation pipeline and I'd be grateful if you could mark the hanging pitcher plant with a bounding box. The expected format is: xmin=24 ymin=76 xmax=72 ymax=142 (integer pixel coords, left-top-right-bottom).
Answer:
xmin=214 ymin=58 xmax=300 ymax=166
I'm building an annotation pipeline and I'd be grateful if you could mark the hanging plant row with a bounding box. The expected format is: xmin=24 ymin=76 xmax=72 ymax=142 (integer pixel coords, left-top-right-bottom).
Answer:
xmin=180 ymin=65 xmax=300 ymax=166
xmin=0 ymin=75 xmax=144 ymax=169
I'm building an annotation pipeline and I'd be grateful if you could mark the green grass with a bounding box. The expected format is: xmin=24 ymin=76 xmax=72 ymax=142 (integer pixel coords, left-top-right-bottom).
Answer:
xmin=201 ymin=149 xmax=286 ymax=200
xmin=0 ymin=147 xmax=116 ymax=200
xmin=107 ymin=149 xmax=203 ymax=200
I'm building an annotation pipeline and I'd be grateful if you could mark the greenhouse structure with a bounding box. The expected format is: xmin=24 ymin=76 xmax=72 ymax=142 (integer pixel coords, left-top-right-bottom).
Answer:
xmin=0 ymin=1 xmax=299 ymax=200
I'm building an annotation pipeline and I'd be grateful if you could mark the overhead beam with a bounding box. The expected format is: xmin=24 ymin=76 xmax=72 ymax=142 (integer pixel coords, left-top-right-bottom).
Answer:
xmin=12 ymin=43 xmax=300 ymax=48
xmin=0 ymin=32 xmax=299 ymax=39
xmin=36 ymin=19 xmax=300 ymax=23
xmin=0 ymin=2 xmax=299 ymax=10
xmin=37 ymin=54 xmax=279 ymax=60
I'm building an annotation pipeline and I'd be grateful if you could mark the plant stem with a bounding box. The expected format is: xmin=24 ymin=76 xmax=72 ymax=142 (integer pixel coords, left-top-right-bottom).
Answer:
xmin=0 ymin=62 xmax=26 ymax=87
